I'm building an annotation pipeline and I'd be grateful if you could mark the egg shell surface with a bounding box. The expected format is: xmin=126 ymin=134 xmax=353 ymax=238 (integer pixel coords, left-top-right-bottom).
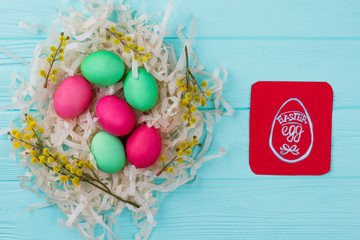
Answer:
xmin=53 ymin=75 xmax=92 ymax=119
xmin=124 ymin=68 xmax=158 ymax=111
xmin=96 ymin=95 xmax=136 ymax=136
xmin=81 ymin=51 xmax=125 ymax=86
xmin=91 ymin=131 xmax=126 ymax=174
xmin=126 ymin=125 xmax=162 ymax=168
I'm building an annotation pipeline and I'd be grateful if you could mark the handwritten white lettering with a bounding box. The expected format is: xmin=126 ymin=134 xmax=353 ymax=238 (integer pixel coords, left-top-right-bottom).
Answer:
xmin=281 ymin=125 xmax=304 ymax=143
xmin=277 ymin=111 xmax=308 ymax=125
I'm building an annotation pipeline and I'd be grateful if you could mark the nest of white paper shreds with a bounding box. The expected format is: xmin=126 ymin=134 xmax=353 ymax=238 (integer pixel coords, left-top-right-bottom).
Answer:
xmin=6 ymin=0 xmax=234 ymax=239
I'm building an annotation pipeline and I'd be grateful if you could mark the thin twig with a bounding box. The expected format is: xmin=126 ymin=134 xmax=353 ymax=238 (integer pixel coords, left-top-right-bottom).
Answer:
xmin=185 ymin=46 xmax=190 ymax=92
xmin=45 ymin=159 xmax=140 ymax=208
xmin=188 ymin=70 xmax=208 ymax=100
xmin=82 ymin=178 xmax=140 ymax=208
xmin=8 ymin=132 xmax=39 ymax=149
xmin=43 ymin=39 xmax=64 ymax=88
xmin=89 ymin=167 xmax=111 ymax=192
xmin=156 ymin=144 xmax=193 ymax=177
xmin=105 ymin=28 xmax=146 ymax=57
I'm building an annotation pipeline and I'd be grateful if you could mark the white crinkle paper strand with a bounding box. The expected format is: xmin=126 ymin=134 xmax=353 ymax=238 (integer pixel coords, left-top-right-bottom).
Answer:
xmin=2 ymin=0 xmax=234 ymax=239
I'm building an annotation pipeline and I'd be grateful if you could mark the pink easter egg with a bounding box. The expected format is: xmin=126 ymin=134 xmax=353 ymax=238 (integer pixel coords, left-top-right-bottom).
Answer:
xmin=126 ymin=125 xmax=162 ymax=168
xmin=96 ymin=95 xmax=135 ymax=136
xmin=54 ymin=75 xmax=92 ymax=119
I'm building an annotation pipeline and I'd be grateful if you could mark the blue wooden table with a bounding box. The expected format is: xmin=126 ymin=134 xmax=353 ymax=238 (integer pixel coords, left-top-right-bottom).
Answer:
xmin=1 ymin=0 xmax=360 ymax=239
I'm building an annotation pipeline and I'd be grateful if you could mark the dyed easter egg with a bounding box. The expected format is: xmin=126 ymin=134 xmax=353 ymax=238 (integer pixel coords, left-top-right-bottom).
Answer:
xmin=126 ymin=125 xmax=162 ymax=168
xmin=96 ymin=95 xmax=135 ymax=136
xmin=124 ymin=68 xmax=158 ymax=111
xmin=91 ymin=131 xmax=126 ymax=174
xmin=54 ymin=75 xmax=92 ymax=119
xmin=81 ymin=51 xmax=125 ymax=86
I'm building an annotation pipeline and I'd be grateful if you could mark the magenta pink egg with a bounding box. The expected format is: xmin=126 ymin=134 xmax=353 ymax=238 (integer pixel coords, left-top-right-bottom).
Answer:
xmin=96 ymin=95 xmax=135 ymax=136
xmin=54 ymin=75 xmax=92 ymax=119
xmin=126 ymin=125 xmax=162 ymax=168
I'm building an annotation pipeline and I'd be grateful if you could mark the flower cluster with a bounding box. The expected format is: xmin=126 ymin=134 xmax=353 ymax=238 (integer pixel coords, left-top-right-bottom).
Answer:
xmin=177 ymin=46 xmax=212 ymax=127
xmin=9 ymin=114 xmax=43 ymax=149
xmin=156 ymin=136 xmax=202 ymax=176
xmin=40 ymin=32 xmax=69 ymax=88
xmin=29 ymin=149 xmax=90 ymax=187
xmin=105 ymin=26 xmax=152 ymax=63
xmin=9 ymin=114 xmax=140 ymax=208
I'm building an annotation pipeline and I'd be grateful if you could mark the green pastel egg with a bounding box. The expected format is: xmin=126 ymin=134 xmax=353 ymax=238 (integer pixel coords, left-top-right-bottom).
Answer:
xmin=91 ymin=131 xmax=126 ymax=174
xmin=124 ymin=68 xmax=158 ymax=111
xmin=81 ymin=51 xmax=125 ymax=86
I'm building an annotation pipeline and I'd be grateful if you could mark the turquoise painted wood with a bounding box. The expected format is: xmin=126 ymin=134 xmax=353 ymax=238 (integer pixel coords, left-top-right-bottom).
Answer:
xmin=0 ymin=0 xmax=360 ymax=239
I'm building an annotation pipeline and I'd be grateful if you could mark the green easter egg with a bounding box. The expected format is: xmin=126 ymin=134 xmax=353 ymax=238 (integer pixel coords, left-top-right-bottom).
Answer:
xmin=124 ymin=68 xmax=158 ymax=111
xmin=91 ymin=131 xmax=126 ymax=174
xmin=81 ymin=51 xmax=125 ymax=86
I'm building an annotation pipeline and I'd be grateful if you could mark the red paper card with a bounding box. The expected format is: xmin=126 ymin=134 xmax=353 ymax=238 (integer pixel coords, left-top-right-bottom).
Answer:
xmin=249 ymin=81 xmax=333 ymax=175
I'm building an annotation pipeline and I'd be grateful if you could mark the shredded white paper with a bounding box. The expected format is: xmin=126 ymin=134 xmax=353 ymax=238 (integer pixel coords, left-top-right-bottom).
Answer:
xmin=4 ymin=0 xmax=234 ymax=239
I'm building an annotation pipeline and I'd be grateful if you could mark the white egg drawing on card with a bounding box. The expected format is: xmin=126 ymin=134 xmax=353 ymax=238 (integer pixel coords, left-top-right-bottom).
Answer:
xmin=269 ymin=98 xmax=314 ymax=163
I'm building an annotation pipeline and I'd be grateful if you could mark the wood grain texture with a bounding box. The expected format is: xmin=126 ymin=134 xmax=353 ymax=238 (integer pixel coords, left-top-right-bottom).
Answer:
xmin=2 ymin=39 xmax=360 ymax=109
xmin=1 ymin=179 xmax=360 ymax=239
xmin=2 ymin=0 xmax=360 ymax=38
xmin=0 ymin=0 xmax=360 ymax=239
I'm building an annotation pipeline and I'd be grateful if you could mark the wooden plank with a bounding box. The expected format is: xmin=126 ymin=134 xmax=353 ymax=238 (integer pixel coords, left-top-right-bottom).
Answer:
xmin=1 ymin=178 xmax=359 ymax=239
xmin=152 ymin=178 xmax=360 ymax=239
xmin=0 ymin=181 xmax=138 ymax=239
xmin=1 ymin=39 xmax=360 ymax=109
xmin=2 ymin=0 xmax=360 ymax=39
xmin=199 ymin=108 xmax=360 ymax=179
xmin=0 ymin=107 xmax=359 ymax=181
